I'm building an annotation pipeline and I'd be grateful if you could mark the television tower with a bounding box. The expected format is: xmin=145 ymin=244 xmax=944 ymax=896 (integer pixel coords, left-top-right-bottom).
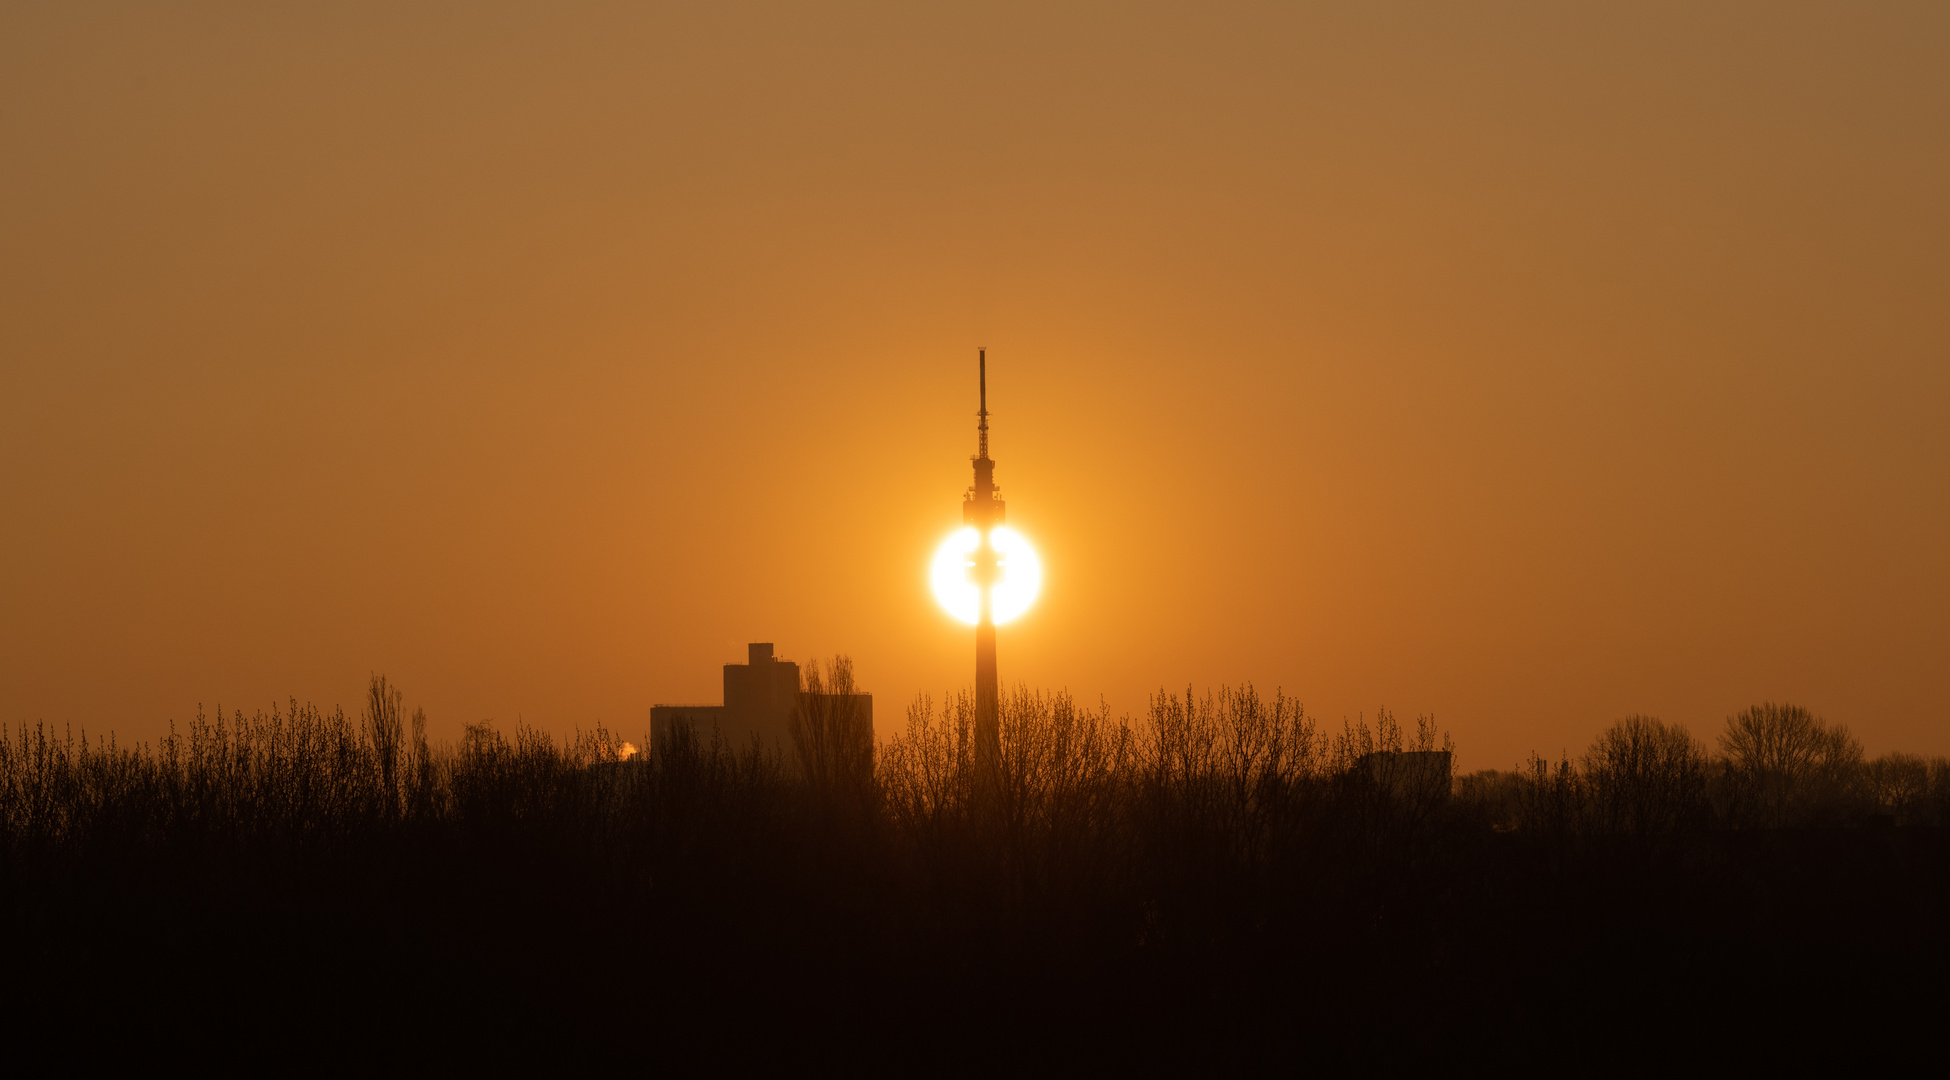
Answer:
xmin=964 ymin=349 xmax=1005 ymax=764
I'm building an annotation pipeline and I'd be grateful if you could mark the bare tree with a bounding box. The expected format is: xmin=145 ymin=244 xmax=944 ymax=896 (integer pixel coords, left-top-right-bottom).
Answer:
xmin=1865 ymin=752 xmax=1938 ymax=825
xmin=880 ymin=691 xmax=977 ymax=847
xmin=364 ymin=675 xmax=405 ymax=817
xmin=1717 ymin=702 xmax=1863 ymax=827
xmin=792 ymin=656 xmax=876 ymax=820
xmin=1581 ymin=715 xmax=1708 ymax=841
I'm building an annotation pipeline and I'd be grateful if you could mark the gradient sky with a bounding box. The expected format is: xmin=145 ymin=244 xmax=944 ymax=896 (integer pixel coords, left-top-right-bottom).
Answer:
xmin=4 ymin=2 xmax=1946 ymax=768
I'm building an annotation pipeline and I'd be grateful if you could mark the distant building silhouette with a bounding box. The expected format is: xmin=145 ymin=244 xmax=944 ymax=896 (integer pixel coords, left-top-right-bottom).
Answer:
xmin=651 ymin=643 xmax=871 ymax=764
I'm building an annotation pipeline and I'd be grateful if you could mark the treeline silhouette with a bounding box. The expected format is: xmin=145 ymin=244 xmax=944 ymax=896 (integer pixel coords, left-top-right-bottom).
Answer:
xmin=3 ymin=666 xmax=1945 ymax=1066
xmin=1461 ymin=704 xmax=1950 ymax=835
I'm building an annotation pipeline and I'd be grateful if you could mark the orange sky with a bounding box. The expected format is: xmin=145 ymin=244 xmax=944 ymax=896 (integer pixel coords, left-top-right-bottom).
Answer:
xmin=4 ymin=2 xmax=1946 ymax=768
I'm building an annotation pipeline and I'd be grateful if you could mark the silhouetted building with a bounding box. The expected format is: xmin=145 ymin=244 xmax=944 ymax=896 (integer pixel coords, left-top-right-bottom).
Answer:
xmin=650 ymin=643 xmax=871 ymax=765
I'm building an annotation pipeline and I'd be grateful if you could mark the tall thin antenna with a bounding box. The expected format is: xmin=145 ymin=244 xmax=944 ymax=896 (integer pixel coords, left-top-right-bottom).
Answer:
xmin=977 ymin=348 xmax=989 ymax=459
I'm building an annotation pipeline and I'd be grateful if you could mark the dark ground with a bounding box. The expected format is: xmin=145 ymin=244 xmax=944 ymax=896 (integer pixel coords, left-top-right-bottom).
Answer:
xmin=6 ymin=819 xmax=1943 ymax=1070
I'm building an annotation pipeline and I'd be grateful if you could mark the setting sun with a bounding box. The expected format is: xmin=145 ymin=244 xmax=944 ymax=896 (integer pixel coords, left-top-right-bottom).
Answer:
xmin=930 ymin=526 xmax=1041 ymax=626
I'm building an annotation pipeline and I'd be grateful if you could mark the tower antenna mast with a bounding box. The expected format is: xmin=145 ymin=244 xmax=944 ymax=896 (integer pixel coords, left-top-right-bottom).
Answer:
xmin=977 ymin=348 xmax=989 ymax=459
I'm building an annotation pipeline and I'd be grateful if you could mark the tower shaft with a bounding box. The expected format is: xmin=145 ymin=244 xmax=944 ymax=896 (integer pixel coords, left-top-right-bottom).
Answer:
xmin=974 ymin=618 xmax=998 ymax=766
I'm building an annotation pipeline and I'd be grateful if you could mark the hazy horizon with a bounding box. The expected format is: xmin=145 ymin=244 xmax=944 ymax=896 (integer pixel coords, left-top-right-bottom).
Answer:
xmin=4 ymin=2 xmax=1947 ymax=770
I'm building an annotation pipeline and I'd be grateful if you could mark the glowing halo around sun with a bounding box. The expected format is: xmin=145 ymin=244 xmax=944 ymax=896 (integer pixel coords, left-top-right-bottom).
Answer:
xmin=931 ymin=526 xmax=1041 ymax=625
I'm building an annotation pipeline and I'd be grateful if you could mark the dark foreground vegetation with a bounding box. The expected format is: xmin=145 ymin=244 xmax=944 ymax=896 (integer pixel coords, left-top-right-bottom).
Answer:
xmin=4 ymin=665 xmax=1947 ymax=1066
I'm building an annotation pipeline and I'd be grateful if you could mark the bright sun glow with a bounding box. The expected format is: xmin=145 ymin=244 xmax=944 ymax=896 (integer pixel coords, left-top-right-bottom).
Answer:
xmin=931 ymin=526 xmax=1041 ymax=625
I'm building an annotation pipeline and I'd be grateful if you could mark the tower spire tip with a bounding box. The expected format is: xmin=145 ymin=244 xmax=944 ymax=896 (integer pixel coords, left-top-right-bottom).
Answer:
xmin=977 ymin=348 xmax=990 ymax=460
